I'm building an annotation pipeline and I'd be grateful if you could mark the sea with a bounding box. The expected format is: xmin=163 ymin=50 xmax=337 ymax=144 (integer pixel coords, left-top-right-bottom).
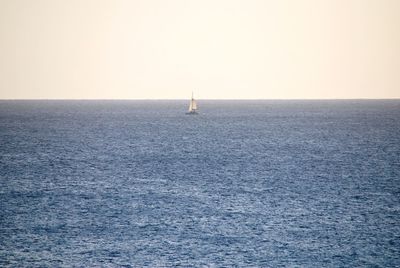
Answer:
xmin=0 ymin=100 xmax=399 ymax=267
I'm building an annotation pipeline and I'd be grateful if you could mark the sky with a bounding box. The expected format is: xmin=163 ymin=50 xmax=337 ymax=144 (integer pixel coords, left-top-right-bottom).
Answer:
xmin=0 ymin=0 xmax=399 ymax=99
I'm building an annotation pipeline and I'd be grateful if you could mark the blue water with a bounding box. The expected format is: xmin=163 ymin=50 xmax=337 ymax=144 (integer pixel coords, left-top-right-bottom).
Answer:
xmin=1 ymin=100 xmax=399 ymax=267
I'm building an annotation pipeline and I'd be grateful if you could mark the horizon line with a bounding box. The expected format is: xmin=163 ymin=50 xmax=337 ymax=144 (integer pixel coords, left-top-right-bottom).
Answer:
xmin=0 ymin=98 xmax=399 ymax=101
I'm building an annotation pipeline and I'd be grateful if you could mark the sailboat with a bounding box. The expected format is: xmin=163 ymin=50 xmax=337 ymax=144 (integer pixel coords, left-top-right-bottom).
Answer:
xmin=186 ymin=92 xmax=198 ymax=115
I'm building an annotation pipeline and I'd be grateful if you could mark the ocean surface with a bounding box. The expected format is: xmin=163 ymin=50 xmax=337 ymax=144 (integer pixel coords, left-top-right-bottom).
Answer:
xmin=0 ymin=100 xmax=399 ymax=267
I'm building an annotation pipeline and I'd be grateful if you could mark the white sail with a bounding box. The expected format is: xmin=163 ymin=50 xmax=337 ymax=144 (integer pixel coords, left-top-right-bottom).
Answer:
xmin=187 ymin=92 xmax=198 ymax=114
xmin=191 ymin=99 xmax=197 ymax=110
xmin=188 ymin=99 xmax=193 ymax=111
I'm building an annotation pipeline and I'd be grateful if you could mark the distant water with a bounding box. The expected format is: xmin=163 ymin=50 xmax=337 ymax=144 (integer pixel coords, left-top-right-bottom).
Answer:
xmin=1 ymin=100 xmax=399 ymax=267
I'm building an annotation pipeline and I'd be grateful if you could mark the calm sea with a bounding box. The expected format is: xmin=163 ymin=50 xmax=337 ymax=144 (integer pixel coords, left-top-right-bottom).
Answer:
xmin=0 ymin=100 xmax=399 ymax=267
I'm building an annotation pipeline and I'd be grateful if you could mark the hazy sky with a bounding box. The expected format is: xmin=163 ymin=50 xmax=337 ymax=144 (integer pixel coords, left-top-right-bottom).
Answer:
xmin=0 ymin=0 xmax=399 ymax=99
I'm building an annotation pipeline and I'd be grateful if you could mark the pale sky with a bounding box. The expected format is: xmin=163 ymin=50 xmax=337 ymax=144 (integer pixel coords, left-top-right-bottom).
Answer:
xmin=0 ymin=0 xmax=399 ymax=99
